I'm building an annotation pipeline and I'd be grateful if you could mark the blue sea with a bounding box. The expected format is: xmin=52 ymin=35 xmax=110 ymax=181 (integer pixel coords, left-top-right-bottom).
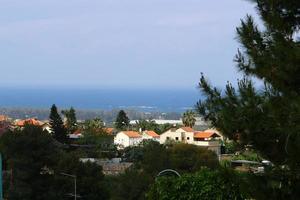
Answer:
xmin=0 ymin=88 xmax=201 ymax=112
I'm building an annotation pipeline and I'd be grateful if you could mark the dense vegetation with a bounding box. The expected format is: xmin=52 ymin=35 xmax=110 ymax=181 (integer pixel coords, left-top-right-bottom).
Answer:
xmin=196 ymin=0 xmax=300 ymax=198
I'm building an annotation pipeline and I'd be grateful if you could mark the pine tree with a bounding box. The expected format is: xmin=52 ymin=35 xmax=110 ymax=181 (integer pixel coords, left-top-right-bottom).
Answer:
xmin=182 ymin=110 xmax=196 ymax=128
xmin=49 ymin=104 xmax=67 ymax=143
xmin=115 ymin=110 xmax=130 ymax=130
xmin=62 ymin=107 xmax=77 ymax=134
xmin=197 ymin=0 xmax=300 ymax=198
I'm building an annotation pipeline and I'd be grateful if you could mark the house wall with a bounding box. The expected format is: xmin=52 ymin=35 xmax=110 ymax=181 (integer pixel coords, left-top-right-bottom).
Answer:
xmin=128 ymin=137 xmax=142 ymax=146
xmin=142 ymin=133 xmax=160 ymax=142
xmin=160 ymin=130 xmax=185 ymax=144
xmin=114 ymin=132 xmax=130 ymax=148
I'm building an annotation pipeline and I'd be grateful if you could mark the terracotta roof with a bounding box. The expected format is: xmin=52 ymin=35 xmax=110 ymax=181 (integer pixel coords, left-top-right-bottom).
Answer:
xmin=194 ymin=131 xmax=220 ymax=139
xmin=104 ymin=128 xmax=115 ymax=135
xmin=122 ymin=131 xmax=141 ymax=138
xmin=15 ymin=118 xmax=44 ymax=127
xmin=144 ymin=130 xmax=160 ymax=138
xmin=180 ymin=127 xmax=194 ymax=132
xmin=73 ymin=129 xmax=82 ymax=135
xmin=0 ymin=115 xmax=8 ymax=121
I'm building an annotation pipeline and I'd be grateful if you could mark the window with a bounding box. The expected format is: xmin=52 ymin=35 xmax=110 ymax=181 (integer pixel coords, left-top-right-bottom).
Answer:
xmin=175 ymin=137 xmax=179 ymax=141
xmin=166 ymin=137 xmax=170 ymax=140
xmin=187 ymin=137 xmax=190 ymax=140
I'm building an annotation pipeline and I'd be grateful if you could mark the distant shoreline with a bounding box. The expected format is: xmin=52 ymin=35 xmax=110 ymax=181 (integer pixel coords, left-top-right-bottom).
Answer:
xmin=0 ymin=107 xmax=182 ymax=122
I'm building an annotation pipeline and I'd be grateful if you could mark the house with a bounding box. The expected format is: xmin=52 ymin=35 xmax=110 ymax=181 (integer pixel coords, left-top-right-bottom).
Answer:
xmin=0 ymin=115 xmax=9 ymax=122
xmin=69 ymin=129 xmax=83 ymax=139
xmin=193 ymin=131 xmax=222 ymax=155
xmin=159 ymin=126 xmax=195 ymax=144
xmin=15 ymin=118 xmax=44 ymax=127
xmin=103 ymin=127 xmax=115 ymax=135
xmin=160 ymin=127 xmax=222 ymax=155
xmin=142 ymin=130 xmax=160 ymax=141
xmin=114 ymin=131 xmax=142 ymax=148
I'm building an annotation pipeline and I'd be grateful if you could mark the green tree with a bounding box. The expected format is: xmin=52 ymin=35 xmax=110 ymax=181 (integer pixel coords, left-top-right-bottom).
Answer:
xmin=182 ymin=110 xmax=196 ymax=128
xmin=168 ymin=143 xmax=218 ymax=173
xmin=82 ymin=118 xmax=104 ymax=133
xmin=55 ymin=152 xmax=109 ymax=200
xmin=115 ymin=110 xmax=130 ymax=130
xmin=62 ymin=107 xmax=77 ymax=134
xmin=49 ymin=104 xmax=67 ymax=143
xmin=147 ymin=167 xmax=247 ymax=200
xmin=0 ymin=125 xmax=61 ymax=200
xmin=197 ymin=0 xmax=300 ymax=198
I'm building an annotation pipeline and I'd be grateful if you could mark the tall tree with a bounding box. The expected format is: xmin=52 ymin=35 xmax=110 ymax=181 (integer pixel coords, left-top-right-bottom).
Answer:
xmin=197 ymin=0 xmax=300 ymax=198
xmin=62 ymin=107 xmax=77 ymax=134
xmin=0 ymin=125 xmax=61 ymax=199
xmin=49 ymin=104 xmax=67 ymax=143
xmin=182 ymin=110 xmax=196 ymax=128
xmin=115 ymin=110 xmax=130 ymax=130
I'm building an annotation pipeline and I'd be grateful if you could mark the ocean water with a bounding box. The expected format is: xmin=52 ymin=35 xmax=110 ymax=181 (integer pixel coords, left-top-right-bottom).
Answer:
xmin=0 ymin=88 xmax=201 ymax=112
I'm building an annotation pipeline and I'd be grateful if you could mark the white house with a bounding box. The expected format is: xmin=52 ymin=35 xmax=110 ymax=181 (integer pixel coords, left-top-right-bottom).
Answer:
xmin=142 ymin=130 xmax=160 ymax=141
xmin=159 ymin=127 xmax=195 ymax=144
xmin=160 ymin=127 xmax=222 ymax=155
xmin=114 ymin=131 xmax=142 ymax=148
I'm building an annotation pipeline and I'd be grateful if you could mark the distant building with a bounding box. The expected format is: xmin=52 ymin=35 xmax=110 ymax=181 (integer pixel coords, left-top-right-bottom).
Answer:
xmin=69 ymin=129 xmax=83 ymax=139
xmin=103 ymin=127 xmax=116 ymax=135
xmin=114 ymin=130 xmax=160 ymax=148
xmin=141 ymin=130 xmax=160 ymax=142
xmin=14 ymin=118 xmax=44 ymax=127
xmin=130 ymin=119 xmax=183 ymax=125
xmin=160 ymin=127 xmax=222 ymax=155
xmin=114 ymin=131 xmax=142 ymax=148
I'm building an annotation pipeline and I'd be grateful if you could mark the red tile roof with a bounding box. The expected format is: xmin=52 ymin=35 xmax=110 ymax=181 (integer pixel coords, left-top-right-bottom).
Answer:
xmin=180 ymin=127 xmax=194 ymax=132
xmin=104 ymin=128 xmax=115 ymax=135
xmin=144 ymin=130 xmax=159 ymax=138
xmin=15 ymin=118 xmax=44 ymax=127
xmin=194 ymin=131 xmax=220 ymax=139
xmin=0 ymin=115 xmax=8 ymax=121
xmin=122 ymin=131 xmax=141 ymax=138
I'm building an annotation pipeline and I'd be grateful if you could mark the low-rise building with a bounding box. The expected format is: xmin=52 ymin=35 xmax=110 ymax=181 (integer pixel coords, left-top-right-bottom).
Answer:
xmin=159 ymin=126 xmax=195 ymax=144
xmin=114 ymin=131 xmax=142 ymax=148
xmin=160 ymin=127 xmax=222 ymax=155
xmin=142 ymin=130 xmax=160 ymax=141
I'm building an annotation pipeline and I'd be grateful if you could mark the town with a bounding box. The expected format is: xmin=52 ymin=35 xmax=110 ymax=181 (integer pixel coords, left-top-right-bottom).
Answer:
xmin=0 ymin=0 xmax=299 ymax=199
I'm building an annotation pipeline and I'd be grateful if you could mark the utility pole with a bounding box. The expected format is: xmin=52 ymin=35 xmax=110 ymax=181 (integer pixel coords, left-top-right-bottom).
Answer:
xmin=61 ymin=172 xmax=77 ymax=200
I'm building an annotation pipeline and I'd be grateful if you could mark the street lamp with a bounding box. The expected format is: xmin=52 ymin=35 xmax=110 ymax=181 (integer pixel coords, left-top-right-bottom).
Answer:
xmin=61 ymin=172 xmax=77 ymax=200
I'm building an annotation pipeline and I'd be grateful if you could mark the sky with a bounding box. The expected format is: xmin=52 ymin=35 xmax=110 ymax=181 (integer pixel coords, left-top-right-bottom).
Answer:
xmin=0 ymin=0 xmax=258 ymax=90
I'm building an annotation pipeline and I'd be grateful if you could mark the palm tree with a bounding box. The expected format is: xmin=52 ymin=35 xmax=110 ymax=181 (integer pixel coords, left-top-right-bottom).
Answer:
xmin=182 ymin=110 xmax=196 ymax=128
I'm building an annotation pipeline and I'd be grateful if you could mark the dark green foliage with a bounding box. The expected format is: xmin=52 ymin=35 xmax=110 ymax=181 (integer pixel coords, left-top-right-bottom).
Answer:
xmin=122 ymin=141 xmax=218 ymax=174
xmin=62 ymin=107 xmax=77 ymax=134
xmin=55 ymin=152 xmax=109 ymax=200
xmin=82 ymin=118 xmax=104 ymax=133
xmin=182 ymin=110 xmax=196 ymax=128
xmin=49 ymin=104 xmax=67 ymax=143
xmin=147 ymin=167 xmax=247 ymax=200
xmin=197 ymin=0 xmax=300 ymax=198
xmin=107 ymin=170 xmax=153 ymax=200
xmin=115 ymin=110 xmax=130 ymax=130
xmin=0 ymin=125 xmax=60 ymax=200
xmin=108 ymin=141 xmax=219 ymax=200
xmin=0 ymin=125 xmax=109 ymax=200
xmin=168 ymin=143 xmax=218 ymax=173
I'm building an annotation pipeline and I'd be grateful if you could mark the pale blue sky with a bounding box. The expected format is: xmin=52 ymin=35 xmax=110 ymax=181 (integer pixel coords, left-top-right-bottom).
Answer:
xmin=0 ymin=0 xmax=257 ymax=89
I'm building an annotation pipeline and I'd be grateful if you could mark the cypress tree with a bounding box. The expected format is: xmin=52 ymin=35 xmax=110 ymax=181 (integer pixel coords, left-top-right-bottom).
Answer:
xmin=62 ymin=107 xmax=77 ymax=134
xmin=49 ymin=104 xmax=67 ymax=143
xmin=115 ymin=110 xmax=130 ymax=130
